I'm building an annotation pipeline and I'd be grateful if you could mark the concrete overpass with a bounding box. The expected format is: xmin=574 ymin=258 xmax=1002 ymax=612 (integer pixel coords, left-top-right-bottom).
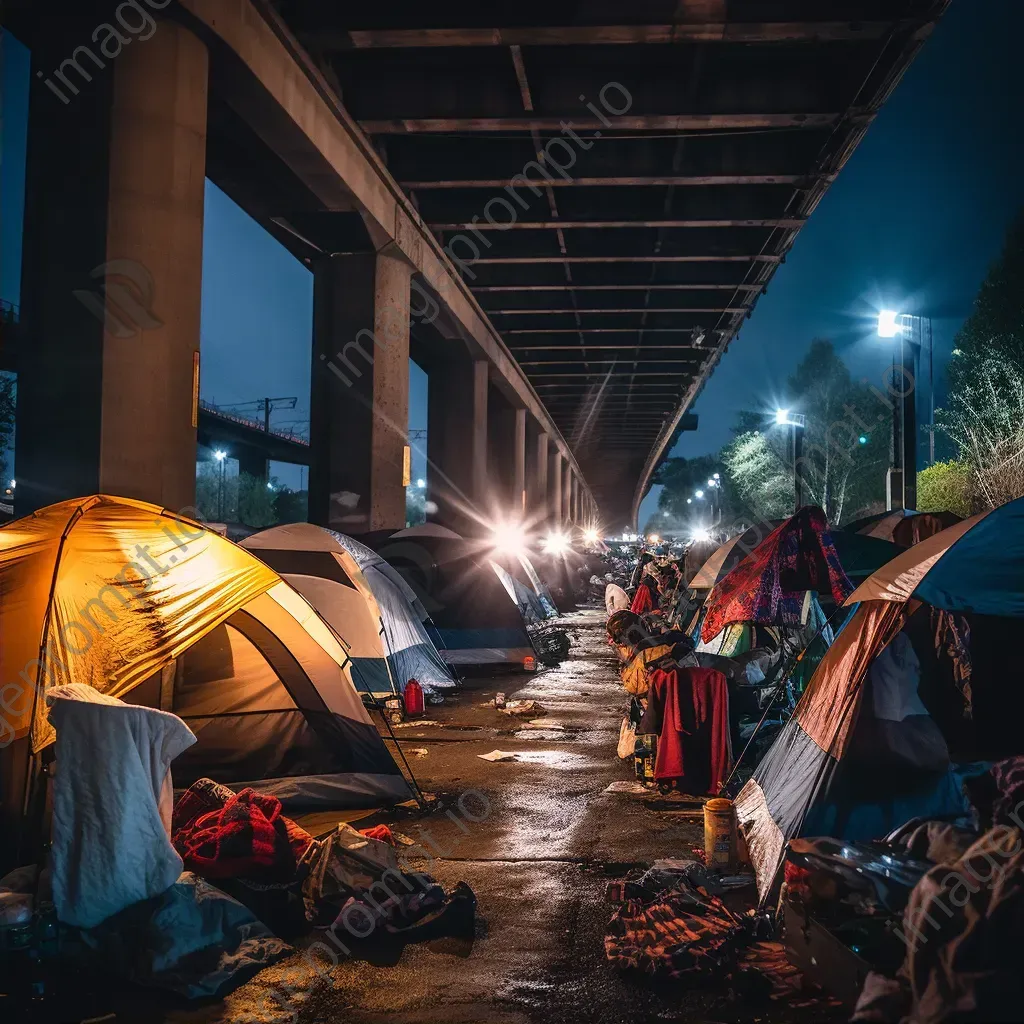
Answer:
xmin=7 ymin=0 xmax=948 ymax=533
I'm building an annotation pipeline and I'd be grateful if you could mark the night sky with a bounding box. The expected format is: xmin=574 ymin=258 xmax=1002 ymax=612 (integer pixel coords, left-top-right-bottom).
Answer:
xmin=2 ymin=2 xmax=1022 ymax=521
xmin=639 ymin=0 xmax=1024 ymax=524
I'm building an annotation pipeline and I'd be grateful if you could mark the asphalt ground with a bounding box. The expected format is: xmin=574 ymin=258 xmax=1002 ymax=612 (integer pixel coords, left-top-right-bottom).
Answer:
xmin=9 ymin=609 xmax=847 ymax=1024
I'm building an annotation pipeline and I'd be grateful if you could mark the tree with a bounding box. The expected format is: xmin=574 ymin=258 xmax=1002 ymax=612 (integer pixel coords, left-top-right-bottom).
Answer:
xmin=0 ymin=372 xmax=16 ymax=485
xmin=947 ymin=210 xmax=1024 ymax=394
xmin=237 ymin=473 xmax=277 ymax=528
xmin=941 ymin=356 xmax=1024 ymax=510
xmin=720 ymin=431 xmax=792 ymax=522
xmin=273 ymin=487 xmax=308 ymax=524
xmin=917 ymin=461 xmax=973 ymax=518
xmin=783 ymin=339 xmax=889 ymax=524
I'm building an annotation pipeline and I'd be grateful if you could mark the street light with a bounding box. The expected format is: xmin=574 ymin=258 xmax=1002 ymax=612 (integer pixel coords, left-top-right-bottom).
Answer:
xmin=695 ymin=489 xmax=704 ymax=499
xmin=774 ymin=410 xmax=806 ymax=512
xmin=877 ymin=307 xmax=935 ymax=507
xmin=214 ymin=450 xmax=227 ymax=521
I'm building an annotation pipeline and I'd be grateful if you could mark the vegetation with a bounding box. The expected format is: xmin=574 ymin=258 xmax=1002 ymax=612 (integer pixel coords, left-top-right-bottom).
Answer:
xmin=652 ymin=340 xmax=889 ymax=531
xmin=917 ymin=461 xmax=973 ymax=518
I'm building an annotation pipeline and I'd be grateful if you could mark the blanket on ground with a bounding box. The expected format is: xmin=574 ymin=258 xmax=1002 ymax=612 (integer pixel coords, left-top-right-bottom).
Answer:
xmin=173 ymin=787 xmax=311 ymax=881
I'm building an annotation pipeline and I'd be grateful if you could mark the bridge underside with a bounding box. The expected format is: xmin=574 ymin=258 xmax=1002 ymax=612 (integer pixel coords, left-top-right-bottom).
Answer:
xmin=273 ymin=0 xmax=949 ymax=529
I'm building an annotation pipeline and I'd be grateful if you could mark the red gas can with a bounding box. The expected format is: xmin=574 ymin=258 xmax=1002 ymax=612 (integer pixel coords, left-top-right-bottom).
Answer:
xmin=403 ymin=679 xmax=425 ymax=717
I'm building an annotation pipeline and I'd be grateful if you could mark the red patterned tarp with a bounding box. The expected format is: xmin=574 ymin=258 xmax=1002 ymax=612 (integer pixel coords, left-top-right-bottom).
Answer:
xmin=701 ymin=507 xmax=852 ymax=643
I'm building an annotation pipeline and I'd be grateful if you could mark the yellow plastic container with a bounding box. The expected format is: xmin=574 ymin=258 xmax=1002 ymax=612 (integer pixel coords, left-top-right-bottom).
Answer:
xmin=704 ymin=797 xmax=737 ymax=868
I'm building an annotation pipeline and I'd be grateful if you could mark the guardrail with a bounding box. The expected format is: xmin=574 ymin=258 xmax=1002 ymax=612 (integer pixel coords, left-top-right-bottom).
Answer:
xmin=198 ymin=399 xmax=309 ymax=445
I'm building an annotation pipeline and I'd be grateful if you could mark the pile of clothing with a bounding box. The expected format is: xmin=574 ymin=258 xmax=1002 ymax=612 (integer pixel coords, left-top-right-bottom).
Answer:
xmin=170 ymin=777 xmax=477 ymax=950
xmin=607 ymin=611 xmax=732 ymax=795
xmin=777 ymin=756 xmax=1024 ymax=1023
xmin=604 ymin=858 xmax=839 ymax=1008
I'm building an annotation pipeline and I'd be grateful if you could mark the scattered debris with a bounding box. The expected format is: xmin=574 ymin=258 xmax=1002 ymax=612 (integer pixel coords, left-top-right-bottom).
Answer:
xmin=390 ymin=831 xmax=417 ymax=847
xmin=501 ymin=700 xmax=546 ymax=716
xmin=406 ymin=748 xmax=429 ymax=758
xmin=522 ymin=719 xmax=563 ymax=730
xmin=493 ymin=692 xmax=507 ymax=708
xmin=604 ymin=780 xmax=649 ymax=794
xmin=394 ymin=720 xmax=440 ymax=728
xmin=478 ymin=750 xmax=519 ymax=763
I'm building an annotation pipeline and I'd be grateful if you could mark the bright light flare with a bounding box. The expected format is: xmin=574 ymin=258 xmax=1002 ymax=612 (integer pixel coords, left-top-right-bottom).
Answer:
xmin=774 ymin=408 xmax=790 ymax=426
xmin=648 ymin=534 xmax=661 ymax=544
xmin=214 ymin=449 xmax=227 ymax=462
xmin=877 ymin=310 xmax=902 ymax=338
xmin=582 ymin=528 xmax=600 ymax=545
xmin=691 ymin=527 xmax=712 ymax=543
xmin=541 ymin=530 xmax=571 ymax=556
xmin=491 ymin=521 xmax=527 ymax=557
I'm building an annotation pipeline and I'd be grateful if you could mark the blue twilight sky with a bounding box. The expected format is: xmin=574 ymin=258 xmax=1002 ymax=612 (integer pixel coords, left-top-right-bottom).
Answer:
xmin=638 ymin=0 xmax=1024 ymax=525
xmin=3 ymin=3 xmax=1022 ymax=517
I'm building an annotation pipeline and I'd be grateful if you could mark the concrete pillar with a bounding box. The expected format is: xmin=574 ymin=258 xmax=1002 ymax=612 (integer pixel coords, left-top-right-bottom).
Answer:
xmin=571 ymin=475 xmax=579 ymax=524
xmin=533 ymin=431 xmax=550 ymax=523
xmin=563 ymin=460 xmax=573 ymax=525
xmin=486 ymin=386 xmax=516 ymax=514
xmin=310 ymin=250 xmax=411 ymax=532
xmin=549 ymin=449 xmax=563 ymax=528
xmin=17 ymin=20 xmax=208 ymax=513
xmin=427 ymin=356 xmax=489 ymax=529
xmin=513 ymin=408 xmax=527 ymax=519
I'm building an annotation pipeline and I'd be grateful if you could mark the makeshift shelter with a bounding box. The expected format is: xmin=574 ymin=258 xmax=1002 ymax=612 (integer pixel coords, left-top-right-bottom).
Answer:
xmin=700 ymin=508 xmax=900 ymax=643
xmin=370 ymin=525 xmax=536 ymax=667
xmin=689 ymin=522 xmax=786 ymax=592
xmin=0 ymin=496 xmax=411 ymax=859
xmin=846 ymin=509 xmax=962 ymax=545
xmin=242 ymin=524 xmax=456 ymax=698
xmin=735 ymin=498 xmax=1024 ymax=900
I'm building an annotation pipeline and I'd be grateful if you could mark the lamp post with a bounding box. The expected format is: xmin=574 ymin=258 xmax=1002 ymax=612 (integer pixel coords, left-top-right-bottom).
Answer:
xmin=878 ymin=310 xmax=933 ymax=510
xmin=214 ymin=449 xmax=227 ymax=521
xmin=775 ymin=410 xmax=806 ymax=513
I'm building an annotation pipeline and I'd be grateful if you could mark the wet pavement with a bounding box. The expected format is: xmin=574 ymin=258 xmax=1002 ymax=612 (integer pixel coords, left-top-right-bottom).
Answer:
xmin=26 ymin=610 xmax=841 ymax=1024
xmin=204 ymin=608 xmax=821 ymax=1024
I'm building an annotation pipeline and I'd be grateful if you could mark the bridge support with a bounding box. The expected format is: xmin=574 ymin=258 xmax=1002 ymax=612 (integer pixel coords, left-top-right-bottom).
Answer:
xmin=427 ymin=358 xmax=488 ymax=532
xmin=549 ymin=450 xmax=563 ymax=530
xmin=530 ymin=430 xmax=550 ymax=526
xmin=310 ymin=251 xmax=411 ymax=532
xmin=16 ymin=19 xmax=207 ymax=514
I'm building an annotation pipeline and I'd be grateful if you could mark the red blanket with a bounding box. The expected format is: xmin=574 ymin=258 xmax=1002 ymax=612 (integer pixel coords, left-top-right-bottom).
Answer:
xmin=631 ymin=581 xmax=655 ymax=615
xmin=648 ymin=667 xmax=731 ymax=795
xmin=172 ymin=786 xmax=311 ymax=881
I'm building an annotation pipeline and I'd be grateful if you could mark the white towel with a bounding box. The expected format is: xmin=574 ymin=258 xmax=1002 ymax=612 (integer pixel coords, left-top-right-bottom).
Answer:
xmin=46 ymin=684 xmax=196 ymax=928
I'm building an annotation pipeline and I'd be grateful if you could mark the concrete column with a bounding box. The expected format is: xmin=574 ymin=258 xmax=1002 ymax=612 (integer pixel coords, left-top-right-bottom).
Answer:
xmin=534 ymin=431 xmax=550 ymax=522
xmin=513 ymin=408 xmax=527 ymax=518
xmin=571 ymin=475 xmax=579 ymax=524
xmin=563 ymin=460 xmax=573 ymax=524
xmin=427 ymin=356 xmax=489 ymax=529
xmin=549 ymin=449 xmax=563 ymax=528
xmin=471 ymin=361 xmax=489 ymax=505
xmin=486 ymin=386 xmax=516 ymax=514
xmin=310 ymin=250 xmax=411 ymax=532
xmin=17 ymin=20 xmax=208 ymax=513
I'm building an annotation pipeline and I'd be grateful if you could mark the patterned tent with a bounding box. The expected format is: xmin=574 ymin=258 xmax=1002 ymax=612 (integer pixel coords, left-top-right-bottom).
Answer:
xmin=701 ymin=508 xmax=853 ymax=644
xmin=736 ymin=498 xmax=1024 ymax=901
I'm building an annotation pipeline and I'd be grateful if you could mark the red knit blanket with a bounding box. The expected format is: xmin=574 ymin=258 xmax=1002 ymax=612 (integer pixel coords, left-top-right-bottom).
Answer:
xmin=172 ymin=786 xmax=309 ymax=881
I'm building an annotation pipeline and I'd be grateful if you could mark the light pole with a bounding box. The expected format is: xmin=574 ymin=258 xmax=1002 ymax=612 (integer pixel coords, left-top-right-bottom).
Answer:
xmin=879 ymin=310 xmax=934 ymax=510
xmin=775 ymin=410 xmax=806 ymax=513
xmin=214 ymin=449 xmax=227 ymax=521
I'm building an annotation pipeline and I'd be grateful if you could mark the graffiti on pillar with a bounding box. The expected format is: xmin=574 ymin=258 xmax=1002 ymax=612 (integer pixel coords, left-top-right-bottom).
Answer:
xmin=73 ymin=258 xmax=163 ymax=338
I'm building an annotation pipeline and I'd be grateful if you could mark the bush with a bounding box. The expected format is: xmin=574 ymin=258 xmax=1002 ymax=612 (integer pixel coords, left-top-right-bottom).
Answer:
xmin=237 ymin=473 xmax=277 ymax=528
xmin=917 ymin=461 xmax=974 ymax=518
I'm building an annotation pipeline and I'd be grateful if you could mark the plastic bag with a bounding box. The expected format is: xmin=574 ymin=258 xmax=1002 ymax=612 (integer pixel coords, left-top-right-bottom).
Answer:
xmin=618 ymin=717 xmax=637 ymax=759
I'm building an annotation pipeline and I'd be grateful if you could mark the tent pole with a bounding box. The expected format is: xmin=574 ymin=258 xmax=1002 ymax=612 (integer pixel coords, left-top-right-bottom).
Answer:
xmin=718 ymin=602 xmax=850 ymax=795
